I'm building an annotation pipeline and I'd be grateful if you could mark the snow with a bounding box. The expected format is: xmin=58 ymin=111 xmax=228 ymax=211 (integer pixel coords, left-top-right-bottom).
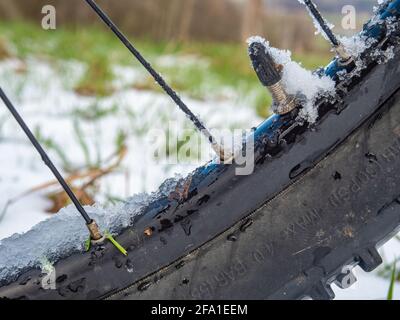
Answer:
xmin=377 ymin=0 xmax=391 ymax=6
xmin=0 ymin=194 xmax=150 ymax=282
xmin=339 ymin=34 xmax=377 ymax=58
xmin=247 ymin=36 xmax=336 ymax=122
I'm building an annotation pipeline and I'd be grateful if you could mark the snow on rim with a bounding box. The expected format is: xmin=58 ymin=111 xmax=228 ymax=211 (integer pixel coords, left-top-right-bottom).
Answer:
xmin=0 ymin=195 xmax=147 ymax=282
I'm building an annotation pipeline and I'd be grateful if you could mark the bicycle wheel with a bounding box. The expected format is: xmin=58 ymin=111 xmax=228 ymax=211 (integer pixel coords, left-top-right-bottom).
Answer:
xmin=1 ymin=0 xmax=400 ymax=301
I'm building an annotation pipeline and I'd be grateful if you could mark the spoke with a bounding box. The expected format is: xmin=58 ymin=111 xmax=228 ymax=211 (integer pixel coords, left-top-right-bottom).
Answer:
xmin=302 ymin=0 xmax=339 ymax=46
xmin=0 ymin=87 xmax=102 ymax=240
xmin=84 ymin=0 xmax=226 ymax=160
xmin=301 ymin=0 xmax=351 ymax=62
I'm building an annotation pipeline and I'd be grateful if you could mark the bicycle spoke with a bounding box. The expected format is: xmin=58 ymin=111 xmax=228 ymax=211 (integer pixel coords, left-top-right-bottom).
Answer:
xmin=0 ymin=88 xmax=103 ymax=241
xmin=300 ymin=0 xmax=352 ymax=63
xmin=84 ymin=0 xmax=227 ymax=160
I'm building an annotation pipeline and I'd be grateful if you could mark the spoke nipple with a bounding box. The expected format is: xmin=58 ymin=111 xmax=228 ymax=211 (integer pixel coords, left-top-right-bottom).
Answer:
xmin=334 ymin=44 xmax=353 ymax=65
xmin=248 ymin=40 xmax=297 ymax=115
xmin=210 ymin=141 xmax=234 ymax=164
xmin=87 ymin=219 xmax=104 ymax=242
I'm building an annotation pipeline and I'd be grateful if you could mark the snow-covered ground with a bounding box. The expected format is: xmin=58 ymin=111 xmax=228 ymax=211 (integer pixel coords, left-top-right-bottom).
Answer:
xmin=0 ymin=55 xmax=398 ymax=299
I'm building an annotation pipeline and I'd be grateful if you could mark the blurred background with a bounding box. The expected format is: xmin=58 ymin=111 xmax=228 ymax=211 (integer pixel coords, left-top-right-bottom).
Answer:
xmin=0 ymin=0 xmax=398 ymax=299
xmin=0 ymin=0 xmax=376 ymax=43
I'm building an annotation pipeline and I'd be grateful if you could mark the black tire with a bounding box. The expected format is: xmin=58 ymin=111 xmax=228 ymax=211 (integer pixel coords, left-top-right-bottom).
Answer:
xmin=114 ymin=80 xmax=400 ymax=301
xmin=2 ymin=43 xmax=400 ymax=302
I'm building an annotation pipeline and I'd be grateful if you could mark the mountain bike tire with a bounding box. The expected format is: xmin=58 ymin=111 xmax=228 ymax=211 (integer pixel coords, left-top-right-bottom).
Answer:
xmin=1 ymin=40 xmax=400 ymax=300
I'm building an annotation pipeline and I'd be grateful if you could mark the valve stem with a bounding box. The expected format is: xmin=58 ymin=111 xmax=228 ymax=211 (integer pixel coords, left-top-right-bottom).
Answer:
xmin=301 ymin=0 xmax=352 ymax=63
xmin=248 ymin=41 xmax=297 ymax=115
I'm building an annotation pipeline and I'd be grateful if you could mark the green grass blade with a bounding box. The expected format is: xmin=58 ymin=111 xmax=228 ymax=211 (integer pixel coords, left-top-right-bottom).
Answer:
xmin=387 ymin=260 xmax=397 ymax=300
xmin=105 ymin=231 xmax=128 ymax=256
xmin=84 ymin=237 xmax=91 ymax=252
